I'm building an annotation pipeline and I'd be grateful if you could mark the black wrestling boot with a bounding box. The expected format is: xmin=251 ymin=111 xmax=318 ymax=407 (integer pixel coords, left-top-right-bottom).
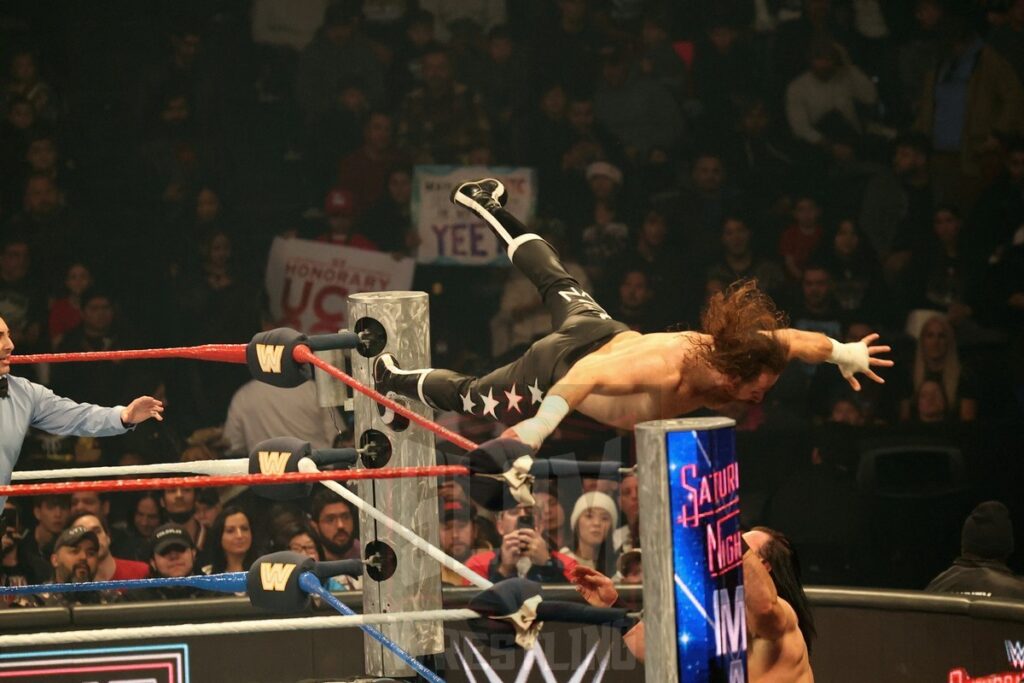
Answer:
xmin=450 ymin=178 xmax=507 ymax=215
xmin=373 ymin=353 xmax=473 ymax=412
xmin=451 ymin=177 xmax=545 ymax=259
xmin=373 ymin=353 xmax=433 ymax=406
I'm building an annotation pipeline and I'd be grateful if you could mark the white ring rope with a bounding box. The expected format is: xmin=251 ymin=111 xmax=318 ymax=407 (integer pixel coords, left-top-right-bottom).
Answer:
xmin=300 ymin=459 xmax=493 ymax=590
xmin=0 ymin=609 xmax=481 ymax=648
xmin=10 ymin=429 xmax=500 ymax=655
xmin=12 ymin=459 xmax=249 ymax=481
xmin=16 ymin=458 xmax=490 ymax=589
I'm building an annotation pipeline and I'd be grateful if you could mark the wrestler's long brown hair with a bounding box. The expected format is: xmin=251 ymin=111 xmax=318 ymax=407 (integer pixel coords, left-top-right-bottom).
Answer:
xmin=752 ymin=526 xmax=817 ymax=654
xmin=699 ymin=280 xmax=788 ymax=383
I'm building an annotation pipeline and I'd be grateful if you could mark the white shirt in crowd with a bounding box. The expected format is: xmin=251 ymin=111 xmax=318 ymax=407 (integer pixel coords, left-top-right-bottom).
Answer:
xmin=251 ymin=0 xmax=329 ymax=51
xmin=223 ymin=379 xmax=340 ymax=454
xmin=785 ymin=65 xmax=878 ymax=145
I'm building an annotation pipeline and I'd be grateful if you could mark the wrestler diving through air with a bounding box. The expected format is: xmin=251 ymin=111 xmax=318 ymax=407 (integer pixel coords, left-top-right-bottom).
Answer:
xmin=374 ymin=178 xmax=893 ymax=451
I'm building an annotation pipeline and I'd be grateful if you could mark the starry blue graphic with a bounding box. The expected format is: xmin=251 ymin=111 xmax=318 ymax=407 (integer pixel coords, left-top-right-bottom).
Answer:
xmin=666 ymin=428 xmax=747 ymax=682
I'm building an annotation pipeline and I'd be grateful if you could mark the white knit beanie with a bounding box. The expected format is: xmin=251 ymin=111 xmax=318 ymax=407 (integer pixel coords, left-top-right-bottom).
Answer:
xmin=570 ymin=492 xmax=618 ymax=531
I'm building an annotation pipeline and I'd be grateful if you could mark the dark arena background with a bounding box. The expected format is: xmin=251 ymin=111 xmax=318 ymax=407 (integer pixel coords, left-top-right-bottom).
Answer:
xmin=1 ymin=0 xmax=1023 ymax=682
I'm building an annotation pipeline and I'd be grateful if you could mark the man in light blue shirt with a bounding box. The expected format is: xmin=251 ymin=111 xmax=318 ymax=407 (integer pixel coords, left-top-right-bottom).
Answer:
xmin=0 ymin=316 xmax=164 ymax=505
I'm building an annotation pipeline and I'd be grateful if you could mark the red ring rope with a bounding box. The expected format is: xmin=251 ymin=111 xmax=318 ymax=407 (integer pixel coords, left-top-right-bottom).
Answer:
xmin=9 ymin=344 xmax=247 ymax=365
xmin=8 ymin=342 xmax=481 ymax=453
xmin=0 ymin=465 xmax=471 ymax=498
xmin=296 ymin=347 xmax=479 ymax=452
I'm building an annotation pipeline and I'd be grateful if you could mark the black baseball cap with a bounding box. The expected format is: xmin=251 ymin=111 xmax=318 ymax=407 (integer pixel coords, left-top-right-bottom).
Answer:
xmin=54 ymin=525 xmax=99 ymax=552
xmin=440 ymin=500 xmax=474 ymax=523
xmin=151 ymin=523 xmax=195 ymax=556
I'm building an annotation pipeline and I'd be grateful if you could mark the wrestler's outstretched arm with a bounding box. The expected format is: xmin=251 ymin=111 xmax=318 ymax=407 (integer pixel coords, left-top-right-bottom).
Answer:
xmin=743 ymin=544 xmax=793 ymax=641
xmin=504 ymin=344 xmax=673 ymax=450
xmin=571 ymin=566 xmax=645 ymax=662
xmin=773 ymin=329 xmax=894 ymax=391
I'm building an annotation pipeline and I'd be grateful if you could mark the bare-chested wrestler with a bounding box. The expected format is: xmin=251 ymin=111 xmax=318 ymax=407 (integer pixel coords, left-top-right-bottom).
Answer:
xmin=572 ymin=525 xmax=816 ymax=682
xmin=374 ymin=178 xmax=892 ymax=449
xmin=743 ymin=527 xmax=815 ymax=682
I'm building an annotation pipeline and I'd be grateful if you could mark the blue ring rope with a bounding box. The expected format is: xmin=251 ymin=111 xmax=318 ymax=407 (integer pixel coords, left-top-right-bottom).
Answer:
xmin=0 ymin=570 xmax=447 ymax=683
xmin=0 ymin=572 xmax=247 ymax=596
xmin=298 ymin=572 xmax=447 ymax=683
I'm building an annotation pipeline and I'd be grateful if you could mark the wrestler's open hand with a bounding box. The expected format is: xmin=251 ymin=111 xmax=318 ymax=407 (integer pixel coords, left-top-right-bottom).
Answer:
xmin=121 ymin=396 xmax=165 ymax=425
xmin=846 ymin=333 xmax=894 ymax=392
xmin=571 ymin=565 xmax=618 ymax=608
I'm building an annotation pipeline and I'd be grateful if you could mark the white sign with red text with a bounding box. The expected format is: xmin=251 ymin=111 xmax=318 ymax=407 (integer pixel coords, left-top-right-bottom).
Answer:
xmin=413 ymin=165 xmax=537 ymax=266
xmin=264 ymin=237 xmax=415 ymax=334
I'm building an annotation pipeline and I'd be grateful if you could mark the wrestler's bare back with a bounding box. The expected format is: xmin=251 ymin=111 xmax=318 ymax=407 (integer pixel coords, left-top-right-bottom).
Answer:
xmin=570 ymin=330 xmax=716 ymax=429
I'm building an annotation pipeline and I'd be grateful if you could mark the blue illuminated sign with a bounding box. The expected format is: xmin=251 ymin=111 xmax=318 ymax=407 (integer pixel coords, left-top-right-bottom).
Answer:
xmin=666 ymin=427 xmax=746 ymax=682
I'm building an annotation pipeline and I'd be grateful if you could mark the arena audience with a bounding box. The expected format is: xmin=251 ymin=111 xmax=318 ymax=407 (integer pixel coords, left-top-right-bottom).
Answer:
xmin=18 ymin=494 xmax=69 ymax=584
xmin=818 ymin=218 xmax=886 ymax=319
xmin=202 ymin=505 xmax=257 ymax=574
xmin=70 ymin=492 xmax=131 ymax=553
xmin=69 ymin=513 xmax=150 ymax=582
xmin=912 ymin=16 xmax=1024 ymax=206
xmin=901 ymin=314 xmax=977 ymax=422
xmin=465 ymin=503 xmax=577 ymax=584
xmin=316 ymin=187 xmax=379 ymax=249
xmin=0 ymin=501 xmax=31 ymax=606
xmin=613 ymin=474 xmax=639 ymax=554
xmin=356 ymin=166 xmax=417 ymax=254
xmin=559 ymin=491 xmax=619 ymax=576
xmin=336 ymin=111 xmax=406 ymax=218
xmin=193 ymin=489 xmax=223 ymax=542
xmin=223 ymin=379 xmax=341 ymax=454
xmin=784 ymin=39 xmax=878 ymax=147
xmin=604 ymin=269 xmax=655 ymax=331
xmin=778 ymin=194 xmax=823 ymax=278
xmin=47 ymin=262 xmax=92 ymax=348
xmin=36 ymin=525 xmax=113 ymax=606
xmin=533 ymin=483 xmax=568 ymax=552
xmin=117 ymin=492 xmax=165 ymax=562
xmin=131 ymin=523 xmax=204 ymax=600
xmin=2 ymin=0 xmax=1024 ymax=599
xmin=160 ymin=488 xmax=203 ymax=549
xmin=0 ymin=237 xmax=46 ymax=355
xmin=274 ymin=522 xmax=323 ymax=562
xmin=396 ymin=44 xmax=490 ymax=164
xmin=707 ymin=215 xmax=786 ymax=299
xmin=295 ymin=3 xmax=387 ymax=119
xmin=927 ymin=501 xmax=1024 ymax=599
xmin=310 ymin=489 xmax=360 ymax=562
xmin=439 ymin=499 xmax=488 ymax=585
xmin=51 ymin=289 xmax=132 ymax=407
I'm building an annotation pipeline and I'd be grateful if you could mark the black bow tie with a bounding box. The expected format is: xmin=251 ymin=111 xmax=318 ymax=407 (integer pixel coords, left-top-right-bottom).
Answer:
xmin=0 ymin=376 xmax=7 ymax=399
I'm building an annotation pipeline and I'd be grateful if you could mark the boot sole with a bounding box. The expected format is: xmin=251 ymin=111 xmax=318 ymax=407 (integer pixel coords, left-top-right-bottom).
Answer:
xmin=450 ymin=178 xmax=506 ymax=209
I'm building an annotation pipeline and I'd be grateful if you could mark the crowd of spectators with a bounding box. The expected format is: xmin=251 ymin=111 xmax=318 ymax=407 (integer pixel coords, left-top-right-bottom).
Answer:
xmin=2 ymin=0 xmax=1024 ymax=603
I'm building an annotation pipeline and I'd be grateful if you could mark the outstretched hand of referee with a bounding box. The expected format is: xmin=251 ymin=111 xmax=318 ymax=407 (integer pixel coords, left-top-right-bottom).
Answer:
xmin=120 ymin=396 xmax=165 ymax=425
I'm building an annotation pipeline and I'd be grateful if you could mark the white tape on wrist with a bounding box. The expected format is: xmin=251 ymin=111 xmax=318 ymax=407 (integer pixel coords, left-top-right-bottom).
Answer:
xmin=512 ymin=395 xmax=571 ymax=448
xmin=827 ymin=337 xmax=869 ymax=378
